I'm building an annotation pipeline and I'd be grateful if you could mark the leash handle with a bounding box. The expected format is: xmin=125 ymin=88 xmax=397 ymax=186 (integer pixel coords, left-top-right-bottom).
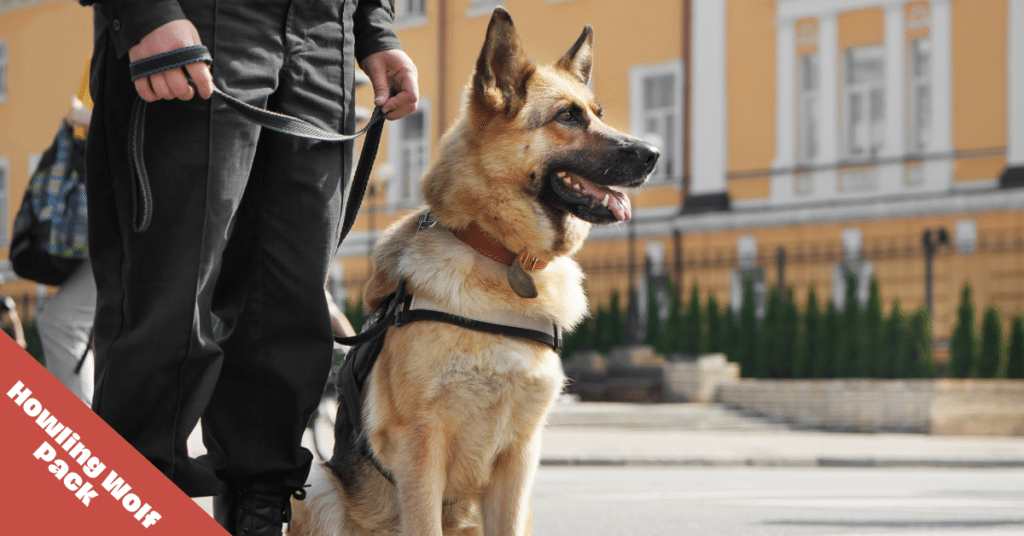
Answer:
xmin=126 ymin=45 xmax=386 ymax=233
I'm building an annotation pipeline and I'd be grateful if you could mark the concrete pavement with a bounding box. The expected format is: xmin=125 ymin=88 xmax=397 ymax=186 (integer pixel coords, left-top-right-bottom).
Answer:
xmin=539 ymin=401 xmax=1024 ymax=468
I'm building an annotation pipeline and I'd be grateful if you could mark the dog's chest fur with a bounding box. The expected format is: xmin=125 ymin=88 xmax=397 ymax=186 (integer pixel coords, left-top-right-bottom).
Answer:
xmin=361 ymin=211 xmax=587 ymax=495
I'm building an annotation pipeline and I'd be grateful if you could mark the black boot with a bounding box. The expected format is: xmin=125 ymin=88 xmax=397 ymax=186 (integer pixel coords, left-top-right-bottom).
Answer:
xmin=213 ymin=481 xmax=306 ymax=536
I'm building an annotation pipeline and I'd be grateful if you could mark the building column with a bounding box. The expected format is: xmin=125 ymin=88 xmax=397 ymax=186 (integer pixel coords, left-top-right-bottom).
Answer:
xmin=1004 ymin=0 xmax=1024 ymax=187
xmin=772 ymin=16 xmax=796 ymax=172
xmin=817 ymin=13 xmax=839 ymax=167
xmin=685 ymin=0 xmax=730 ymax=212
xmin=928 ymin=0 xmax=954 ymax=191
xmin=813 ymin=13 xmax=840 ymax=199
xmin=879 ymin=3 xmax=906 ymax=196
xmin=882 ymin=4 xmax=905 ymax=159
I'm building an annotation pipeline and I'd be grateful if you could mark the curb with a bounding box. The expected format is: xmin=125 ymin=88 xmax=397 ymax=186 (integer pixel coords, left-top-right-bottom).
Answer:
xmin=540 ymin=457 xmax=1024 ymax=468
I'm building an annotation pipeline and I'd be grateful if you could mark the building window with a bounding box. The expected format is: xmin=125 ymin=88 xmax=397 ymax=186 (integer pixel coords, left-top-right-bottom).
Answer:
xmin=395 ymin=0 xmax=426 ymax=26
xmin=388 ymin=100 xmax=430 ymax=207
xmin=843 ymin=46 xmax=885 ymax=161
xmin=630 ymin=61 xmax=684 ymax=184
xmin=0 ymin=157 xmax=9 ymax=246
xmin=0 ymin=41 xmax=8 ymax=104
xmin=466 ymin=0 xmax=502 ymax=17
xmin=908 ymin=38 xmax=931 ymax=155
xmin=798 ymin=53 xmax=819 ymax=164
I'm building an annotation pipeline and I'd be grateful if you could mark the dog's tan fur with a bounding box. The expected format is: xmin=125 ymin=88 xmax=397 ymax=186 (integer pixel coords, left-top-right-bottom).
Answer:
xmin=290 ymin=8 xmax=655 ymax=536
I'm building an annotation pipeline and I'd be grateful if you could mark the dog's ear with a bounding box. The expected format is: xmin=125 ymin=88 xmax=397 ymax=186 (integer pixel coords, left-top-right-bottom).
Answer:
xmin=473 ymin=7 xmax=534 ymax=117
xmin=557 ymin=25 xmax=593 ymax=86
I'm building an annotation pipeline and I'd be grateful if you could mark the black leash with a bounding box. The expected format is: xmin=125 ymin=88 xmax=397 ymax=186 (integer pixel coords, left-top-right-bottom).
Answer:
xmin=127 ymin=45 xmax=386 ymax=242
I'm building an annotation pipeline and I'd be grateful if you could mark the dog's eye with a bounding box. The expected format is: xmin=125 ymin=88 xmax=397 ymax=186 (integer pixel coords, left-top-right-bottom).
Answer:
xmin=556 ymin=110 xmax=577 ymax=125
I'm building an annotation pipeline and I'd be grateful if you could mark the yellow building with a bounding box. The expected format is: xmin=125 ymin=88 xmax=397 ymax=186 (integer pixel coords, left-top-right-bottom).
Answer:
xmin=333 ymin=0 xmax=1024 ymax=358
xmin=2 ymin=0 xmax=1021 ymax=358
xmin=0 ymin=0 xmax=93 ymax=317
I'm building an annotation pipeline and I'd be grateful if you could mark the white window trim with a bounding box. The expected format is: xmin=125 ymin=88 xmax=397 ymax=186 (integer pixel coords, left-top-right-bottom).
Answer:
xmin=387 ymin=98 xmax=431 ymax=209
xmin=465 ymin=0 xmax=503 ymax=18
xmin=771 ymin=0 xmax=953 ymax=207
xmin=0 ymin=41 xmax=9 ymax=104
xmin=0 ymin=157 xmax=9 ymax=247
xmin=797 ymin=53 xmax=819 ymax=165
xmin=629 ymin=60 xmax=684 ymax=185
xmin=907 ymin=37 xmax=932 ymax=156
xmin=842 ymin=45 xmax=886 ymax=162
xmin=394 ymin=0 xmax=427 ymax=29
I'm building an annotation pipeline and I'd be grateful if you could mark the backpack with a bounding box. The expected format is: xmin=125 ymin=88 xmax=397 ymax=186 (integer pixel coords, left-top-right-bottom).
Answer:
xmin=9 ymin=119 xmax=89 ymax=285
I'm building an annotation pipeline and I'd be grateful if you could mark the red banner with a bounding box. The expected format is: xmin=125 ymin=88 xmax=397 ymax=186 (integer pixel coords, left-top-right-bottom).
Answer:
xmin=0 ymin=333 xmax=227 ymax=535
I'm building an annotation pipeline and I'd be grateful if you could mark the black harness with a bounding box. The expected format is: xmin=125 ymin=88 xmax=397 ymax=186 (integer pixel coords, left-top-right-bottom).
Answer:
xmin=329 ymin=270 xmax=562 ymax=488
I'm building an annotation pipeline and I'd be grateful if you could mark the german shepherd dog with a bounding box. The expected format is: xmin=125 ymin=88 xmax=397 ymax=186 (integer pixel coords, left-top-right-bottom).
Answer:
xmin=290 ymin=8 xmax=658 ymax=535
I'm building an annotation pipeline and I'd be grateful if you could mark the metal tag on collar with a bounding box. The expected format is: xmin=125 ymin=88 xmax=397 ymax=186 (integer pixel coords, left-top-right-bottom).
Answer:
xmin=508 ymin=256 xmax=539 ymax=299
xmin=416 ymin=210 xmax=436 ymax=233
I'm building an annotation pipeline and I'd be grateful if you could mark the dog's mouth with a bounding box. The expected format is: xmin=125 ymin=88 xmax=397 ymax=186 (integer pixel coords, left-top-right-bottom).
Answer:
xmin=550 ymin=170 xmax=633 ymax=223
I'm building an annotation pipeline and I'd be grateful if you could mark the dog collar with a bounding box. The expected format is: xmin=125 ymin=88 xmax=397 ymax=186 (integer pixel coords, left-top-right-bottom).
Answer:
xmin=451 ymin=222 xmax=548 ymax=271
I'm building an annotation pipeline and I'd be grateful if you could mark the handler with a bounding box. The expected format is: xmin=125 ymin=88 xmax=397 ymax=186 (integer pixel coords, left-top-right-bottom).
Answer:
xmin=79 ymin=1 xmax=417 ymax=534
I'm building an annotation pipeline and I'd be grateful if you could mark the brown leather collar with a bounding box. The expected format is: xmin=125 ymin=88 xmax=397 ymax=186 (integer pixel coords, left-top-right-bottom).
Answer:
xmin=451 ymin=222 xmax=548 ymax=271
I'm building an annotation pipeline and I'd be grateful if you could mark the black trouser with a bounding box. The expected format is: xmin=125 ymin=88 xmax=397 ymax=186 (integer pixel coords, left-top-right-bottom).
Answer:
xmin=87 ymin=0 xmax=350 ymax=496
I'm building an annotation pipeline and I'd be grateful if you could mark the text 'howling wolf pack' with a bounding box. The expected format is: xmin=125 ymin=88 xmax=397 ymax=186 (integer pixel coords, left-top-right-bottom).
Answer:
xmin=290 ymin=7 xmax=658 ymax=536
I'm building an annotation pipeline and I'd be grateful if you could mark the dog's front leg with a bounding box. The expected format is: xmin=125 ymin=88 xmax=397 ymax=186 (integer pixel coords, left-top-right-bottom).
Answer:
xmin=481 ymin=434 xmax=541 ymax=536
xmin=395 ymin=424 xmax=447 ymax=536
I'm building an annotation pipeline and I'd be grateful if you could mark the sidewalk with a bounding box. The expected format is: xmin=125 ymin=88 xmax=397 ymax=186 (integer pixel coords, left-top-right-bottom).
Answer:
xmin=539 ymin=401 xmax=1024 ymax=468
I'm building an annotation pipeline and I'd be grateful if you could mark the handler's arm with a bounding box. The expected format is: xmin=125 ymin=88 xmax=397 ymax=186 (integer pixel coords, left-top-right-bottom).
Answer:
xmin=80 ymin=0 xmax=214 ymax=103
xmin=354 ymin=0 xmax=419 ymax=120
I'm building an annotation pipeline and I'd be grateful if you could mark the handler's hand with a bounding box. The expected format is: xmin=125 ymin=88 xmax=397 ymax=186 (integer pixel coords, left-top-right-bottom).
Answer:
xmin=128 ymin=19 xmax=214 ymax=103
xmin=360 ymin=49 xmax=419 ymax=120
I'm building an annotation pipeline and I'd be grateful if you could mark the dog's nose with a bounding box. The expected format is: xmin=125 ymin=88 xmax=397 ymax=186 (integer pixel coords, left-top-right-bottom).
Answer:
xmin=633 ymin=143 xmax=660 ymax=171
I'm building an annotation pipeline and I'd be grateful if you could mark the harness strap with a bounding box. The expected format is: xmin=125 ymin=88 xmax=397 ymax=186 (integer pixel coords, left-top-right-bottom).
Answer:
xmin=126 ymin=45 xmax=385 ymax=238
xmin=397 ymin=294 xmax=562 ymax=352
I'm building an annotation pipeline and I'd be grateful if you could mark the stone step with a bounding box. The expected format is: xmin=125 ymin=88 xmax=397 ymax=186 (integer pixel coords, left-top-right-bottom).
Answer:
xmin=546 ymin=402 xmax=791 ymax=431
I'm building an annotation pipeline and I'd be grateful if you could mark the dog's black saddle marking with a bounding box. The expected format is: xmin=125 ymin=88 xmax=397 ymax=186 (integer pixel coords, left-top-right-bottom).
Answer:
xmin=327 ymin=278 xmax=562 ymax=488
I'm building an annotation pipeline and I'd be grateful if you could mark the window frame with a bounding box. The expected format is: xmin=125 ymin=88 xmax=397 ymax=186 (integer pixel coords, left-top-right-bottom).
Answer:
xmin=797 ymin=52 xmax=820 ymax=165
xmin=395 ymin=0 xmax=427 ymax=28
xmin=466 ymin=0 xmax=503 ymax=18
xmin=907 ymin=37 xmax=931 ymax=156
xmin=0 ymin=41 xmax=9 ymax=104
xmin=386 ymin=98 xmax=431 ymax=209
xmin=629 ymin=60 xmax=685 ymax=185
xmin=842 ymin=45 xmax=887 ymax=162
xmin=0 ymin=157 xmax=9 ymax=247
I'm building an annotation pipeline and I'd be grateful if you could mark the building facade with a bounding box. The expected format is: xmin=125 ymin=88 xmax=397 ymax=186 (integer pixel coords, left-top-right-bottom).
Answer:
xmin=335 ymin=0 xmax=1024 ymax=357
xmin=1 ymin=1 xmax=1021 ymax=357
xmin=0 ymin=0 xmax=93 ymax=317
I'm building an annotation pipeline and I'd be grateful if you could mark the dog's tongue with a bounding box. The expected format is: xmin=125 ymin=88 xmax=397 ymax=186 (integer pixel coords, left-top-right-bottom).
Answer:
xmin=576 ymin=176 xmax=632 ymax=221
xmin=606 ymin=191 xmax=632 ymax=222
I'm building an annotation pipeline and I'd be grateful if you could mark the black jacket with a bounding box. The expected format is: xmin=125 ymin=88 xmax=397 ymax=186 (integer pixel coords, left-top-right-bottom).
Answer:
xmin=80 ymin=0 xmax=401 ymax=63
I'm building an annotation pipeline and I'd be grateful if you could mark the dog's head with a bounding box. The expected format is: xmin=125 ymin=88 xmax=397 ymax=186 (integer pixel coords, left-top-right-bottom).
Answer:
xmin=424 ymin=8 xmax=659 ymax=259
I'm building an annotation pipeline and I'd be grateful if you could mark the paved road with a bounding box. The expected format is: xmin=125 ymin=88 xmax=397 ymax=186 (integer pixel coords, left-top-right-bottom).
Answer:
xmin=531 ymin=466 xmax=1024 ymax=536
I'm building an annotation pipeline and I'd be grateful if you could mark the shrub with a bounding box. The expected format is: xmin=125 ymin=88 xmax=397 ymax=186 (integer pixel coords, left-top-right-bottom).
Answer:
xmin=561 ymin=312 xmax=595 ymax=359
xmin=608 ymin=290 xmax=626 ymax=349
xmin=949 ymin=283 xmax=977 ymax=378
xmin=859 ymin=277 xmax=883 ymax=377
xmin=736 ymin=276 xmax=758 ymax=377
xmin=834 ymin=271 xmax=860 ymax=378
xmin=1006 ymin=315 xmax=1024 ymax=379
xmin=643 ymin=281 xmax=660 ymax=350
xmin=882 ymin=300 xmax=906 ymax=379
xmin=683 ymin=283 xmax=703 ymax=355
xmin=663 ymin=278 xmax=684 ymax=355
xmin=815 ymin=300 xmax=840 ymax=378
xmin=793 ymin=287 xmax=821 ymax=379
xmin=909 ymin=306 xmax=937 ymax=378
xmin=773 ymin=287 xmax=799 ymax=379
xmin=706 ymin=292 xmax=722 ymax=355
xmin=754 ymin=285 xmax=780 ymax=378
xmin=344 ymin=296 xmax=366 ymax=332
xmin=978 ymin=305 xmax=1003 ymax=378
xmin=720 ymin=305 xmax=738 ymax=363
